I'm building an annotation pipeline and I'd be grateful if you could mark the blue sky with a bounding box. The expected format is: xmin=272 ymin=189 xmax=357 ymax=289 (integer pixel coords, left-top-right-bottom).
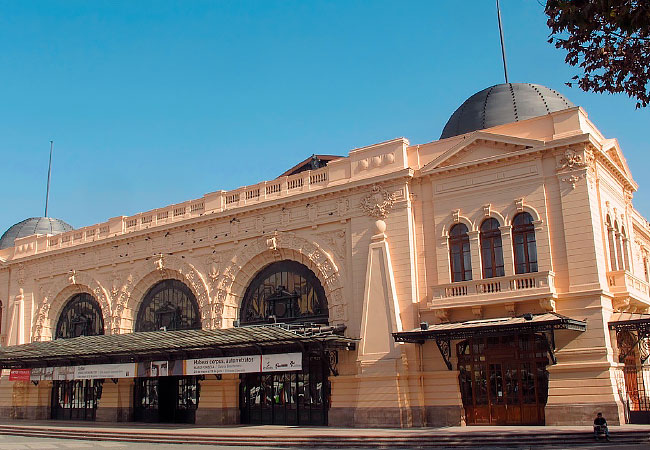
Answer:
xmin=1 ymin=0 xmax=649 ymax=235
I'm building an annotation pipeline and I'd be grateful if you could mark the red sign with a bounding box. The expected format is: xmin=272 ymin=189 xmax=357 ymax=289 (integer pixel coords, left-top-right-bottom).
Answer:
xmin=9 ymin=369 xmax=31 ymax=381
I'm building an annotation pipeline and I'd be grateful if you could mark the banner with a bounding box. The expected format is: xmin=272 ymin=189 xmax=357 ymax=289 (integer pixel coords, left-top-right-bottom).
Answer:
xmin=74 ymin=363 xmax=136 ymax=380
xmin=262 ymin=352 xmax=302 ymax=372
xmin=185 ymin=355 xmax=261 ymax=375
xmin=30 ymin=367 xmax=53 ymax=382
xmin=9 ymin=369 xmax=31 ymax=381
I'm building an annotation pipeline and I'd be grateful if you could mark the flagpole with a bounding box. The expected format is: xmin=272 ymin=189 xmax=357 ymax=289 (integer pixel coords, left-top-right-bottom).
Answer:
xmin=45 ymin=140 xmax=53 ymax=217
xmin=497 ymin=0 xmax=509 ymax=83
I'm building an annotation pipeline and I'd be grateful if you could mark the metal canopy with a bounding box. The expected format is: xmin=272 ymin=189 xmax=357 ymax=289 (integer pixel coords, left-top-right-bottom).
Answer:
xmin=393 ymin=312 xmax=586 ymax=370
xmin=0 ymin=324 xmax=356 ymax=370
xmin=609 ymin=312 xmax=650 ymax=336
xmin=609 ymin=312 xmax=650 ymax=364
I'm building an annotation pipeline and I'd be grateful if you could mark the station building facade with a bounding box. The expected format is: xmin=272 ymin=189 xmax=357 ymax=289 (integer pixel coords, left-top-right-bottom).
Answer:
xmin=0 ymin=83 xmax=649 ymax=427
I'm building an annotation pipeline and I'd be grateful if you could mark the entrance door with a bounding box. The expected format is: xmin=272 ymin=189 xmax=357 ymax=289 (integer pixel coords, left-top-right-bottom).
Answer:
xmin=457 ymin=334 xmax=549 ymax=425
xmin=240 ymin=353 xmax=328 ymax=425
xmin=134 ymin=376 xmax=199 ymax=423
xmin=52 ymin=380 xmax=103 ymax=421
xmin=618 ymin=331 xmax=650 ymax=424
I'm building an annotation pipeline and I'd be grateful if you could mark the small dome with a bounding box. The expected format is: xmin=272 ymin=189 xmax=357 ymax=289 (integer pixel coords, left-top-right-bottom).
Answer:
xmin=0 ymin=217 xmax=73 ymax=250
xmin=440 ymin=83 xmax=575 ymax=139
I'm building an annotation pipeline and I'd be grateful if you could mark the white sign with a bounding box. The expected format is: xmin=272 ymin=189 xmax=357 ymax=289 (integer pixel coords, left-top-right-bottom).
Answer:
xmin=185 ymin=355 xmax=261 ymax=375
xmin=262 ymin=352 xmax=302 ymax=372
xmin=74 ymin=363 xmax=136 ymax=380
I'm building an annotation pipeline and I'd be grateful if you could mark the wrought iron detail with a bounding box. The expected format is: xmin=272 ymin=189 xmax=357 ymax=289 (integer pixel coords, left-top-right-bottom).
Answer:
xmin=543 ymin=330 xmax=557 ymax=364
xmin=240 ymin=260 xmax=328 ymax=326
xmin=436 ymin=338 xmax=452 ymax=371
xmin=136 ymin=279 xmax=201 ymax=332
xmin=55 ymin=293 xmax=104 ymax=339
xmin=326 ymin=350 xmax=339 ymax=376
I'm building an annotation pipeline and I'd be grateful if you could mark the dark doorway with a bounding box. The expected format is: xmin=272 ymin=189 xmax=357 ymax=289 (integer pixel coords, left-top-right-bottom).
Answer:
xmin=618 ymin=331 xmax=650 ymax=424
xmin=52 ymin=379 xmax=103 ymax=421
xmin=134 ymin=376 xmax=199 ymax=423
xmin=240 ymin=353 xmax=328 ymax=425
xmin=457 ymin=333 xmax=550 ymax=425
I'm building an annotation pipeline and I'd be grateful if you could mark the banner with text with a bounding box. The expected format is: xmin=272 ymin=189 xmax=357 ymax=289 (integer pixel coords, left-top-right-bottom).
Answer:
xmin=262 ymin=352 xmax=302 ymax=372
xmin=185 ymin=355 xmax=261 ymax=375
xmin=74 ymin=363 xmax=136 ymax=380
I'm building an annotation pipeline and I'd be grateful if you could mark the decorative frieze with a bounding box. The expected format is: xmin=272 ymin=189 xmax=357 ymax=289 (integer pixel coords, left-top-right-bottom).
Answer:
xmin=360 ymin=184 xmax=396 ymax=219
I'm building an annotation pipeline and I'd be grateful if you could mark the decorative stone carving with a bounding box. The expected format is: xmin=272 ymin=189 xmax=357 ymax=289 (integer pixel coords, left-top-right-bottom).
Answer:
xmin=360 ymin=184 xmax=395 ymax=219
xmin=539 ymin=298 xmax=556 ymax=312
xmin=561 ymin=173 xmax=585 ymax=189
xmin=68 ymin=270 xmax=76 ymax=285
xmin=515 ymin=198 xmax=524 ymax=212
xmin=434 ymin=308 xmax=450 ymax=323
xmin=452 ymin=209 xmax=460 ymax=223
xmin=472 ymin=306 xmax=483 ymax=319
xmin=483 ymin=204 xmax=491 ymax=217
xmin=154 ymin=253 xmax=164 ymax=271
xmin=557 ymin=148 xmax=587 ymax=171
xmin=505 ymin=303 xmax=516 ymax=316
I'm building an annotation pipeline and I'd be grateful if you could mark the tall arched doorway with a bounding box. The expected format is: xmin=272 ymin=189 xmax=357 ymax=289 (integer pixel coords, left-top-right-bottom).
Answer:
xmin=457 ymin=333 xmax=550 ymax=425
xmin=133 ymin=279 xmax=201 ymax=423
xmin=239 ymin=260 xmax=330 ymax=425
xmin=52 ymin=293 xmax=104 ymax=421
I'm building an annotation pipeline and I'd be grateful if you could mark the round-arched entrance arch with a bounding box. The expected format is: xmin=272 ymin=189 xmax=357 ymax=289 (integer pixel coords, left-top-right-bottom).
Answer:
xmin=134 ymin=279 xmax=201 ymax=424
xmin=240 ymin=260 xmax=328 ymax=325
xmin=239 ymin=260 xmax=330 ymax=426
xmin=457 ymin=333 xmax=550 ymax=425
xmin=135 ymin=279 xmax=201 ymax=332
xmin=52 ymin=293 xmax=104 ymax=421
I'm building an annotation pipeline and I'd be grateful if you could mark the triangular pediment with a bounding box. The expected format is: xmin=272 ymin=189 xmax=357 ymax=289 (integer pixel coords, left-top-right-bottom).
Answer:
xmin=602 ymin=139 xmax=633 ymax=180
xmin=421 ymin=132 xmax=544 ymax=173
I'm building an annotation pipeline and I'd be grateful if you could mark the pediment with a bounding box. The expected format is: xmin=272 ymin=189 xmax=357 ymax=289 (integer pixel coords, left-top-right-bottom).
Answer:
xmin=602 ymin=139 xmax=633 ymax=180
xmin=421 ymin=132 xmax=544 ymax=173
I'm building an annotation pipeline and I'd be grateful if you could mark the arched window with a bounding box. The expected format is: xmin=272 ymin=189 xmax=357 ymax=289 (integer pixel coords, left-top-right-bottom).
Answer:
xmin=0 ymin=300 xmax=3 ymax=338
xmin=135 ymin=279 xmax=200 ymax=332
xmin=621 ymin=226 xmax=630 ymax=271
xmin=512 ymin=213 xmax=538 ymax=274
xmin=606 ymin=215 xmax=618 ymax=270
xmin=644 ymin=256 xmax=649 ymax=282
xmin=480 ymin=218 xmax=504 ymax=278
xmin=449 ymin=223 xmax=472 ymax=282
xmin=55 ymin=293 xmax=104 ymax=339
xmin=240 ymin=260 xmax=328 ymax=325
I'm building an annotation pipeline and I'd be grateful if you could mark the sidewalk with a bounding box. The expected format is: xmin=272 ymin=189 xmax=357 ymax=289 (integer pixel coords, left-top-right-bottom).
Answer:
xmin=0 ymin=420 xmax=648 ymax=447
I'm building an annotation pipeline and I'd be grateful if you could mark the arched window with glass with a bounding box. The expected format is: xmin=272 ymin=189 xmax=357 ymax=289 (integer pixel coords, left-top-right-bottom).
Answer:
xmin=512 ymin=212 xmax=538 ymax=274
xmin=240 ymin=260 xmax=328 ymax=325
xmin=480 ymin=218 xmax=504 ymax=278
xmin=135 ymin=279 xmax=201 ymax=332
xmin=55 ymin=293 xmax=104 ymax=339
xmin=614 ymin=221 xmax=625 ymax=270
xmin=449 ymin=223 xmax=472 ymax=282
xmin=52 ymin=293 xmax=105 ymax=421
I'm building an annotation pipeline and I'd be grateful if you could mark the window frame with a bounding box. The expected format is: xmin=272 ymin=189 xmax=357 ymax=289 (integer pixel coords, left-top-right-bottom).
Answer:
xmin=512 ymin=213 xmax=538 ymax=275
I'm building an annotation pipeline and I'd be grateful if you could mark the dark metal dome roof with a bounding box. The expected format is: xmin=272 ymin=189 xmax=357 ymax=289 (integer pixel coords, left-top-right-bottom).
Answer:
xmin=0 ymin=217 xmax=73 ymax=250
xmin=440 ymin=83 xmax=575 ymax=139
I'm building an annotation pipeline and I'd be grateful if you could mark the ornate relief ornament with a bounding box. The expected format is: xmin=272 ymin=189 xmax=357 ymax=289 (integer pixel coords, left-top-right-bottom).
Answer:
xmin=557 ymin=148 xmax=587 ymax=171
xmin=561 ymin=174 xmax=585 ymax=189
xmin=360 ymin=184 xmax=395 ymax=219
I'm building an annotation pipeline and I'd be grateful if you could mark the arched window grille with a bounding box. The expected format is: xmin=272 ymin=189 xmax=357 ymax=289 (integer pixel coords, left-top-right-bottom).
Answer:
xmin=644 ymin=255 xmax=649 ymax=283
xmin=240 ymin=260 xmax=328 ymax=325
xmin=135 ymin=279 xmax=201 ymax=332
xmin=606 ymin=215 xmax=618 ymax=270
xmin=55 ymin=293 xmax=104 ymax=339
xmin=449 ymin=223 xmax=472 ymax=282
xmin=621 ymin=226 xmax=630 ymax=271
xmin=480 ymin=218 xmax=504 ymax=279
xmin=512 ymin=213 xmax=538 ymax=274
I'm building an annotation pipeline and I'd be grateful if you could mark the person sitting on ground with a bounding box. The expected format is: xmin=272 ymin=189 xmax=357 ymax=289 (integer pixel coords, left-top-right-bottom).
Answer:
xmin=593 ymin=412 xmax=610 ymax=440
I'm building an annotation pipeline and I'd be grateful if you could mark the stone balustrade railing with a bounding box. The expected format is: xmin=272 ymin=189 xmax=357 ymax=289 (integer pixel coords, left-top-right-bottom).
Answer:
xmin=429 ymin=271 xmax=556 ymax=308
xmin=607 ymin=270 xmax=650 ymax=300
xmin=9 ymin=166 xmax=331 ymax=258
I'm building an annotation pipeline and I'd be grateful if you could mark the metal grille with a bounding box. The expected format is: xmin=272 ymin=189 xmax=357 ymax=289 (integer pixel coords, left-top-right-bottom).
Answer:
xmin=55 ymin=293 xmax=104 ymax=339
xmin=52 ymin=379 xmax=103 ymax=421
xmin=135 ymin=279 xmax=200 ymax=332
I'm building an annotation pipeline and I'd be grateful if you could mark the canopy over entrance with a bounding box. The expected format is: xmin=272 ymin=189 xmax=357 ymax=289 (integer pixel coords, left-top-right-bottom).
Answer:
xmin=609 ymin=312 xmax=650 ymax=336
xmin=393 ymin=312 xmax=586 ymax=369
xmin=0 ymin=324 xmax=355 ymax=370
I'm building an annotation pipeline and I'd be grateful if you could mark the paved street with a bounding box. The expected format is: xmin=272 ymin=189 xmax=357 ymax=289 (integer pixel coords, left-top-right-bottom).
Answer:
xmin=0 ymin=433 xmax=649 ymax=450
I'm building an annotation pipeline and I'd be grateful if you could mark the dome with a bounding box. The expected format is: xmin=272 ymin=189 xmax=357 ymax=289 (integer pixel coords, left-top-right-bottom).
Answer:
xmin=440 ymin=83 xmax=575 ymax=139
xmin=0 ymin=217 xmax=73 ymax=250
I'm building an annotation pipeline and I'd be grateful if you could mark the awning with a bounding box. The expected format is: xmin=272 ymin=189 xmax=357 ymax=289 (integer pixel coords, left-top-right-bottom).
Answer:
xmin=393 ymin=312 xmax=586 ymax=370
xmin=608 ymin=312 xmax=650 ymax=364
xmin=609 ymin=312 xmax=650 ymax=336
xmin=0 ymin=324 xmax=356 ymax=370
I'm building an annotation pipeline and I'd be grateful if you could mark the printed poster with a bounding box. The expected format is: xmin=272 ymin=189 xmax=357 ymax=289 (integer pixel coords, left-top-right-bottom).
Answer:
xmin=262 ymin=352 xmax=302 ymax=372
xmin=74 ymin=363 xmax=136 ymax=380
xmin=185 ymin=355 xmax=261 ymax=375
